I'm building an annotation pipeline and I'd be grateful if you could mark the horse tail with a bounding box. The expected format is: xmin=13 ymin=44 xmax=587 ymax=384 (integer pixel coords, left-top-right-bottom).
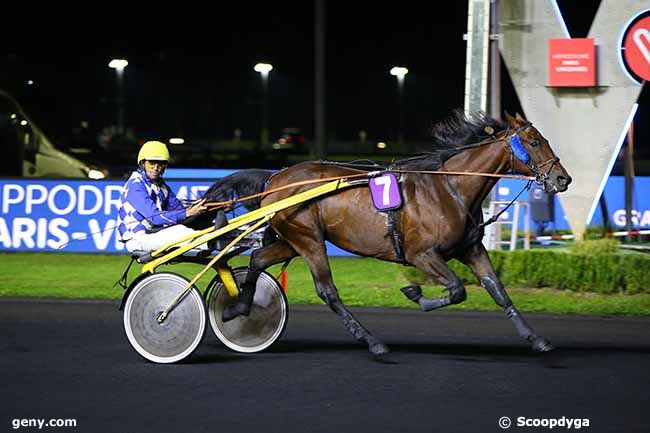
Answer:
xmin=202 ymin=169 xmax=274 ymax=211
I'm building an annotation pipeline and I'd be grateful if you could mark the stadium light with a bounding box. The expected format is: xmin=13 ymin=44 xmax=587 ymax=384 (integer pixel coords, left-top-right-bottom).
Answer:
xmin=254 ymin=63 xmax=273 ymax=148
xmin=390 ymin=66 xmax=409 ymax=147
xmin=108 ymin=59 xmax=128 ymax=135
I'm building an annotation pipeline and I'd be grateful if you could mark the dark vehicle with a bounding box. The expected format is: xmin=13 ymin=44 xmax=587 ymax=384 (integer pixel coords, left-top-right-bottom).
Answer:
xmin=0 ymin=89 xmax=109 ymax=178
xmin=269 ymin=127 xmax=305 ymax=153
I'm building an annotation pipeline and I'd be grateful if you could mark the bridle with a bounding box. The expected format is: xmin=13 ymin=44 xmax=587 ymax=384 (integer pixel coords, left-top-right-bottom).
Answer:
xmin=506 ymin=122 xmax=560 ymax=188
xmin=471 ymin=121 xmax=562 ymax=228
xmin=419 ymin=121 xmax=561 ymax=187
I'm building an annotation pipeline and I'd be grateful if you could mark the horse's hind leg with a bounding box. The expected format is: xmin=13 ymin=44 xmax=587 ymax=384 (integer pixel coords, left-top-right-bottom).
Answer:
xmin=292 ymin=239 xmax=389 ymax=356
xmin=459 ymin=243 xmax=553 ymax=352
xmin=405 ymin=247 xmax=468 ymax=311
xmin=223 ymin=240 xmax=297 ymax=322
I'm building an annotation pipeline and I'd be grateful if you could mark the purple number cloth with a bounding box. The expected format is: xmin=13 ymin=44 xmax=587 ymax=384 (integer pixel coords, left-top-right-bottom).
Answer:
xmin=369 ymin=173 xmax=402 ymax=211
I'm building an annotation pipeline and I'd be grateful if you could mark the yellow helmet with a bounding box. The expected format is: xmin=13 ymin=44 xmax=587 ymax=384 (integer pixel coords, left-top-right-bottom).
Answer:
xmin=137 ymin=141 xmax=170 ymax=164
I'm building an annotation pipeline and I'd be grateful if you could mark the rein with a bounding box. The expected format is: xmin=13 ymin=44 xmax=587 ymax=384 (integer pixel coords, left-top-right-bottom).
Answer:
xmin=477 ymin=180 xmax=533 ymax=229
xmin=389 ymin=169 xmax=533 ymax=181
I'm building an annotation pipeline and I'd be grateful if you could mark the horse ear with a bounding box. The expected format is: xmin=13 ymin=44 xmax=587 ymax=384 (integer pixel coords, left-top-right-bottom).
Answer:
xmin=515 ymin=112 xmax=526 ymax=122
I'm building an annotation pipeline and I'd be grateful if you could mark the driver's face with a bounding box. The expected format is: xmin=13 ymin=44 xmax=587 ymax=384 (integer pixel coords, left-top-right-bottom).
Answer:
xmin=144 ymin=160 xmax=167 ymax=181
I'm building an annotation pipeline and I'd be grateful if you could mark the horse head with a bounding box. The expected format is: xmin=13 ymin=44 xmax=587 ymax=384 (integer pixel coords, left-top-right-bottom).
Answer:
xmin=504 ymin=112 xmax=572 ymax=193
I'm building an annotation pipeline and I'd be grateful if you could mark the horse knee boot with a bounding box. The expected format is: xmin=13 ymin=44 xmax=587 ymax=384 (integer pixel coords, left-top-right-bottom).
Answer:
xmin=481 ymin=277 xmax=512 ymax=308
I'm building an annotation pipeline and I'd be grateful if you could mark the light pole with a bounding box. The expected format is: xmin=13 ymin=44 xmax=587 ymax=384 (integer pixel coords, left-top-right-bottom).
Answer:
xmin=254 ymin=62 xmax=273 ymax=149
xmin=108 ymin=59 xmax=128 ymax=136
xmin=390 ymin=66 xmax=408 ymax=147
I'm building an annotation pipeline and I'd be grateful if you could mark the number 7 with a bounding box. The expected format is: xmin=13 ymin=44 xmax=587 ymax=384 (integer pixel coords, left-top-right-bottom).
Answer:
xmin=375 ymin=175 xmax=392 ymax=205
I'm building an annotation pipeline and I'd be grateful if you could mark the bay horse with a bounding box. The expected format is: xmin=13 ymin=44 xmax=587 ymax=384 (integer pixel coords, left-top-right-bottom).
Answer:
xmin=198 ymin=111 xmax=572 ymax=357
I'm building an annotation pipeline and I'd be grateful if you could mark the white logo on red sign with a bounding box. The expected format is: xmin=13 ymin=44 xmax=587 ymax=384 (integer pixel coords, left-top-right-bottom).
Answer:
xmin=620 ymin=9 xmax=650 ymax=84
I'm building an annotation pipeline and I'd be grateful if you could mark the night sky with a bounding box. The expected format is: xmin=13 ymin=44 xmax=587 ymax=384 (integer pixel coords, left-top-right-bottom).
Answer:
xmin=1 ymin=1 xmax=646 ymax=166
xmin=0 ymin=2 xmax=468 ymax=147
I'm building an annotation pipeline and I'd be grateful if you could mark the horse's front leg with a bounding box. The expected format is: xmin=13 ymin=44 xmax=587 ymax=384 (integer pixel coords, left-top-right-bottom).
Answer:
xmin=404 ymin=247 xmax=468 ymax=311
xmin=458 ymin=242 xmax=554 ymax=352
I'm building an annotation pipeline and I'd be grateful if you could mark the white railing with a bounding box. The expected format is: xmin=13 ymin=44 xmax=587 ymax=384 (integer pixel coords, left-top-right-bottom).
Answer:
xmin=482 ymin=201 xmax=530 ymax=251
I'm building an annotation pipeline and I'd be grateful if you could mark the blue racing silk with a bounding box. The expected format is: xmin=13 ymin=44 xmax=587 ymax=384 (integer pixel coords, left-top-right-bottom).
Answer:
xmin=116 ymin=169 xmax=186 ymax=242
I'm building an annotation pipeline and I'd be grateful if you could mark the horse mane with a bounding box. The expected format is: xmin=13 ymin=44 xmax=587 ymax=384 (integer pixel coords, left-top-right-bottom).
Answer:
xmin=396 ymin=110 xmax=506 ymax=170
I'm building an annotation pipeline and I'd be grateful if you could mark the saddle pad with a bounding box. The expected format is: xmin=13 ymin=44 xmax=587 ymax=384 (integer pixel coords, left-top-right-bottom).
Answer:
xmin=369 ymin=173 xmax=402 ymax=211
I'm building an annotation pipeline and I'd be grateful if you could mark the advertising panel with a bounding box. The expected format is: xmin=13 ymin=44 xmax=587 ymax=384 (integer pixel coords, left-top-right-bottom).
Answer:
xmin=548 ymin=38 xmax=596 ymax=86
xmin=0 ymin=179 xmax=213 ymax=253
xmin=1 ymin=175 xmax=647 ymax=254
xmin=495 ymin=176 xmax=650 ymax=231
xmin=619 ymin=9 xmax=650 ymax=84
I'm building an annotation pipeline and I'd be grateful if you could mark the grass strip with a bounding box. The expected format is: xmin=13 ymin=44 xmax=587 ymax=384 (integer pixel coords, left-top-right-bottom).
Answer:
xmin=1 ymin=252 xmax=649 ymax=316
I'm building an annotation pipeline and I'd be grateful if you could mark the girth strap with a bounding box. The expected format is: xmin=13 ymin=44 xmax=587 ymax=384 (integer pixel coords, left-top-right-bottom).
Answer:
xmin=387 ymin=210 xmax=407 ymax=264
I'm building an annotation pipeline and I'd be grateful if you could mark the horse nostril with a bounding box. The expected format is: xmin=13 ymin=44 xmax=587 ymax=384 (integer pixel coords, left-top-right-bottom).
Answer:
xmin=557 ymin=175 xmax=571 ymax=187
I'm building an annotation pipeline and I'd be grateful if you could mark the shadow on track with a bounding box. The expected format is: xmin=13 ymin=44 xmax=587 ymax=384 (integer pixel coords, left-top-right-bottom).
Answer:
xmin=182 ymin=353 xmax=254 ymax=365
xmin=261 ymin=339 xmax=650 ymax=369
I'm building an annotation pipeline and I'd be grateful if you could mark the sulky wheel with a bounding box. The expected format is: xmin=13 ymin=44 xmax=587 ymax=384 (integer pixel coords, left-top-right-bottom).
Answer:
xmin=207 ymin=267 xmax=288 ymax=353
xmin=123 ymin=272 xmax=206 ymax=364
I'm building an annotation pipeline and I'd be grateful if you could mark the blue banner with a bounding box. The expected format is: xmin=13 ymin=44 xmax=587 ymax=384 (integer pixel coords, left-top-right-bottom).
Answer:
xmin=0 ymin=179 xmax=214 ymax=252
xmin=1 ymin=173 xmax=647 ymax=253
xmin=495 ymin=176 xmax=650 ymax=231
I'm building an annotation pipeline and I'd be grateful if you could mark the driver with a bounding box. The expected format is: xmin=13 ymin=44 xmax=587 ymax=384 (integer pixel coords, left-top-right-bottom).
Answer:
xmin=116 ymin=140 xmax=209 ymax=253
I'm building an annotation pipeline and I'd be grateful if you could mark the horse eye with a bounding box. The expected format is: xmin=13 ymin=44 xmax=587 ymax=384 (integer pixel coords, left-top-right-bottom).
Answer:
xmin=530 ymin=140 xmax=539 ymax=147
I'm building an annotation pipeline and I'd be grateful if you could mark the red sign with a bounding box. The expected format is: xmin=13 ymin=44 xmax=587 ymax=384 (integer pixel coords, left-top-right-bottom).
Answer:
xmin=620 ymin=10 xmax=650 ymax=84
xmin=548 ymin=38 xmax=596 ymax=87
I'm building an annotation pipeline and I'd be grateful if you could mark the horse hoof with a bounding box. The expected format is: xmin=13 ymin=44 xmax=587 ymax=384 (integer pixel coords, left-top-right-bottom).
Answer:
xmin=532 ymin=337 xmax=555 ymax=353
xmin=222 ymin=303 xmax=250 ymax=323
xmin=369 ymin=342 xmax=390 ymax=356
xmin=372 ymin=352 xmax=399 ymax=364
xmin=222 ymin=305 xmax=239 ymax=322
xmin=400 ymin=285 xmax=422 ymax=302
xmin=370 ymin=343 xmax=397 ymax=364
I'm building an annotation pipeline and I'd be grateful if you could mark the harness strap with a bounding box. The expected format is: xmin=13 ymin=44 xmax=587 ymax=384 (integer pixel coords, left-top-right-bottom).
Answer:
xmin=320 ymin=160 xmax=386 ymax=170
xmin=387 ymin=209 xmax=407 ymax=264
xmin=383 ymin=168 xmax=407 ymax=264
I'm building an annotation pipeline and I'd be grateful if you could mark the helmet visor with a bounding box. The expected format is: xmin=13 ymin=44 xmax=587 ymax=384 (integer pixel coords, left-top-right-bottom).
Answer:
xmin=144 ymin=160 xmax=168 ymax=169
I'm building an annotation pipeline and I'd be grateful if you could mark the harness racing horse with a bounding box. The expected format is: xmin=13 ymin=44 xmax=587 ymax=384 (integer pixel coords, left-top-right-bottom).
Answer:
xmin=199 ymin=111 xmax=572 ymax=357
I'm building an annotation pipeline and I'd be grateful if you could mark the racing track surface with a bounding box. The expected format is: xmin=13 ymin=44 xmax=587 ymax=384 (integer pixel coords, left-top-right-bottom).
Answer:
xmin=1 ymin=298 xmax=648 ymax=433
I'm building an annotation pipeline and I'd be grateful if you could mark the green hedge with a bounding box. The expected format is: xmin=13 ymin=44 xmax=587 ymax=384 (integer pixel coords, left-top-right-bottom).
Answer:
xmin=402 ymin=249 xmax=650 ymax=294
